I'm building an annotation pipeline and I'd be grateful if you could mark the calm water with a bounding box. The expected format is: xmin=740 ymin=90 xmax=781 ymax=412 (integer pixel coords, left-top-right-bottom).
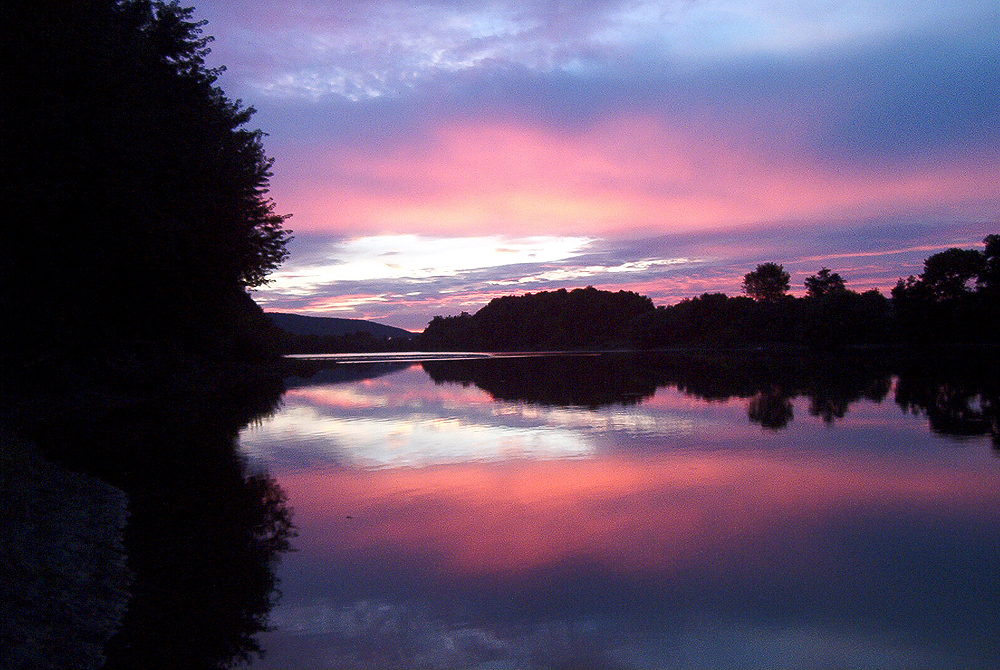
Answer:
xmin=240 ymin=352 xmax=998 ymax=669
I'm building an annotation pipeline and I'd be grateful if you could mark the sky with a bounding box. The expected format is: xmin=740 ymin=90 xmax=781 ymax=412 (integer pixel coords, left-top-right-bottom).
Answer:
xmin=194 ymin=0 xmax=999 ymax=331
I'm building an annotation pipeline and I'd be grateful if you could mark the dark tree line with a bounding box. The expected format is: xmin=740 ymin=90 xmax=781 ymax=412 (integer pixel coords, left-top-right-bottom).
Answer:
xmin=632 ymin=261 xmax=896 ymax=349
xmin=421 ymin=286 xmax=654 ymax=351
xmin=277 ymin=329 xmax=418 ymax=354
xmin=5 ymin=1 xmax=291 ymax=375
xmin=420 ymin=237 xmax=998 ymax=352
xmin=890 ymin=235 xmax=999 ymax=345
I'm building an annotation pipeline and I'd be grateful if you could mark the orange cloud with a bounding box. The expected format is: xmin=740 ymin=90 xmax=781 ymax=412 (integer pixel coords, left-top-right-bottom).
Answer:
xmin=277 ymin=115 xmax=999 ymax=237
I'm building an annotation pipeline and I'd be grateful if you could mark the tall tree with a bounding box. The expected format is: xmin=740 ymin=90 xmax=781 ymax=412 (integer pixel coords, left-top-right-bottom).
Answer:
xmin=920 ymin=248 xmax=984 ymax=301
xmin=743 ymin=263 xmax=791 ymax=302
xmin=5 ymin=1 xmax=291 ymax=364
xmin=804 ymin=267 xmax=847 ymax=297
xmin=977 ymin=234 xmax=1000 ymax=294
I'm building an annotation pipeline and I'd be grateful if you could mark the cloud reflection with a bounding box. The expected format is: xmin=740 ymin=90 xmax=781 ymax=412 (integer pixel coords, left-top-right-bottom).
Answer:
xmin=244 ymin=403 xmax=594 ymax=468
xmin=282 ymin=451 xmax=997 ymax=578
xmin=242 ymin=364 xmax=732 ymax=468
xmin=241 ymin=359 xmax=1000 ymax=667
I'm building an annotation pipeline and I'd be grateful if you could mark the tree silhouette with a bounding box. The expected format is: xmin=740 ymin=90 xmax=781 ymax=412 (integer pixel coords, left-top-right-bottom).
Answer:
xmin=920 ymin=248 xmax=983 ymax=301
xmin=416 ymin=238 xmax=996 ymax=355
xmin=978 ymin=234 xmax=1000 ymax=293
xmin=743 ymin=263 xmax=791 ymax=302
xmin=420 ymin=287 xmax=654 ymax=351
xmin=6 ymin=1 xmax=291 ymax=367
xmin=889 ymin=238 xmax=997 ymax=344
xmin=804 ymin=267 xmax=847 ymax=297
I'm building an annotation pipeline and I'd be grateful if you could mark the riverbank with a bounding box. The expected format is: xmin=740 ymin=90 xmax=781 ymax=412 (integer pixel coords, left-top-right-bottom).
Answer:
xmin=2 ymin=432 xmax=130 ymax=670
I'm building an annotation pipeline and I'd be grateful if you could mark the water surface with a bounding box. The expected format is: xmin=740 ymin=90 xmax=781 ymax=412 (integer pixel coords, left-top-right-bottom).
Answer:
xmin=241 ymin=352 xmax=999 ymax=669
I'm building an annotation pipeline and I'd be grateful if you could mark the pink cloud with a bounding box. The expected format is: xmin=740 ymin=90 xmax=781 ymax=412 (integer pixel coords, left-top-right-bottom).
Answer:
xmin=274 ymin=114 xmax=999 ymax=238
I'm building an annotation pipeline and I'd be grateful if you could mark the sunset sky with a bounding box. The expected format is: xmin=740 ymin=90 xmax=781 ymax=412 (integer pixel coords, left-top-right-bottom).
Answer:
xmin=196 ymin=0 xmax=999 ymax=330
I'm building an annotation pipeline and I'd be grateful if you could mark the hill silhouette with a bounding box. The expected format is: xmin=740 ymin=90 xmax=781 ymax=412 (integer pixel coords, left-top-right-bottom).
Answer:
xmin=267 ymin=313 xmax=415 ymax=354
xmin=267 ymin=313 xmax=413 ymax=340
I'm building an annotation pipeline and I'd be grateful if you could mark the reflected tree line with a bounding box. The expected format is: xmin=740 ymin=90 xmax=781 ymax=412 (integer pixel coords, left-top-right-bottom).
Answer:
xmin=5 ymin=370 xmax=295 ymax=670
xmin=422 ymin=352 xmax=999 ymax=447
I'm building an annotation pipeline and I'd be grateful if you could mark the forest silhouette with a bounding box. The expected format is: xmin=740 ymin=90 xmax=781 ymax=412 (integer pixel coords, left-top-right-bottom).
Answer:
xmin=418 ymin=236 xmax=999 ymax=352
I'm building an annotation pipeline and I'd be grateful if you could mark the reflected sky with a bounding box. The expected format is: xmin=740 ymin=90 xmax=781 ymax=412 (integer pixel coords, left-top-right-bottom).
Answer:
xmin=241 ymin=358 xmax=998 ymax=669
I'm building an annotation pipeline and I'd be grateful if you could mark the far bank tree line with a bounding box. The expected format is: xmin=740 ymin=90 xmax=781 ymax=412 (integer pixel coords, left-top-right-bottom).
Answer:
xmin=418 ymin=235 xmax=999 ymax=351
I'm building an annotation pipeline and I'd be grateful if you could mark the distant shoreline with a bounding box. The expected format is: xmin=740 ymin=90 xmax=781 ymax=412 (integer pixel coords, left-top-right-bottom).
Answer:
xmin=279 ymin=343 xmax=999 ymax=368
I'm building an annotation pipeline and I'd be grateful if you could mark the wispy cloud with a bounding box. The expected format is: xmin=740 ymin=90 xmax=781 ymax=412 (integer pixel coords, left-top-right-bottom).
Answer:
xmin=264 ymin=234 xmax=596 ymax=288
xmin=202 ymin=0 xmax=998 ymax=101
xmin=195 ymin=0 xmax=998 ymax=328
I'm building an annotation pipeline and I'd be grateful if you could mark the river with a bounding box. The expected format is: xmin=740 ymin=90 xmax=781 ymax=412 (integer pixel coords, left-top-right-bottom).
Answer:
xmin=238 ymin=351 xmax=999 ymax=669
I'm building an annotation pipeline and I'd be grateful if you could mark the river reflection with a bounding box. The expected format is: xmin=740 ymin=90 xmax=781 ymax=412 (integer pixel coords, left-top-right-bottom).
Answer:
xmin=243 ymin=353 xmax=998 ymax=669
xmin=7 ymin=371 xmax=296 ymax=670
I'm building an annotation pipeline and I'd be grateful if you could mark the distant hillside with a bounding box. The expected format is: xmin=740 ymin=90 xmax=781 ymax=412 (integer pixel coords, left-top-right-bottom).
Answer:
xmin=421 ymin=286 xmax=655 ymax=351
xmin=266 ymin=313 xmax=414 ymax=340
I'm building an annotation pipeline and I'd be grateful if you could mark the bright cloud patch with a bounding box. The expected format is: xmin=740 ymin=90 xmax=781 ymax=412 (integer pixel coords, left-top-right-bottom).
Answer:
xmin=491 ymin=257 xmax=696 ymax=285
xmin=262 ymin=234 xmax=596 ymax=296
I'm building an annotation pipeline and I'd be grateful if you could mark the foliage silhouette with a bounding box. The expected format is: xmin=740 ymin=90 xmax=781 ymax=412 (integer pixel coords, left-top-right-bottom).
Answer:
xmin=920 ymin=248 xmax=984 ymax=301
xmin=743 ymin=263 xmax=791 ymax=302
xmin=6 ymin=1 xmax=290 ymax=370
xmin=804 ymin=267 xmax=847 ymax=297
xmin=979 ymin=234 xmax=1000 ymax=293
xmin=415 ymin=237 xmax=995 ymax=355
xmin=11 ymin=370 xmax=296 ymax=669
xmin=798 ymin=288 xmax=892 ymax=351
xmin=891 ymin=235 xmax=999 ymax=345
xmin=630 ymin=293 xmax=758 ymax=348
xmin=421 ymin=287 xmax=654 ymax=351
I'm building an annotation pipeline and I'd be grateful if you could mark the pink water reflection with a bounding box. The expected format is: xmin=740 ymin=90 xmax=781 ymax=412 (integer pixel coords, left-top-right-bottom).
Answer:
xmin=246 ymin=358 xmax=1000 ymax=668
xmin=280 ymin=449 xmax=997 ymax=579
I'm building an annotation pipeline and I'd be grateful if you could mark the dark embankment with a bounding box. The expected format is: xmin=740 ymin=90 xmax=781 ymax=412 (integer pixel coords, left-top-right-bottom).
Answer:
xmin=4 ymin=4 xmax=296 ymax=668
xmin=268 ymin=312 xmax=417 ymax=354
